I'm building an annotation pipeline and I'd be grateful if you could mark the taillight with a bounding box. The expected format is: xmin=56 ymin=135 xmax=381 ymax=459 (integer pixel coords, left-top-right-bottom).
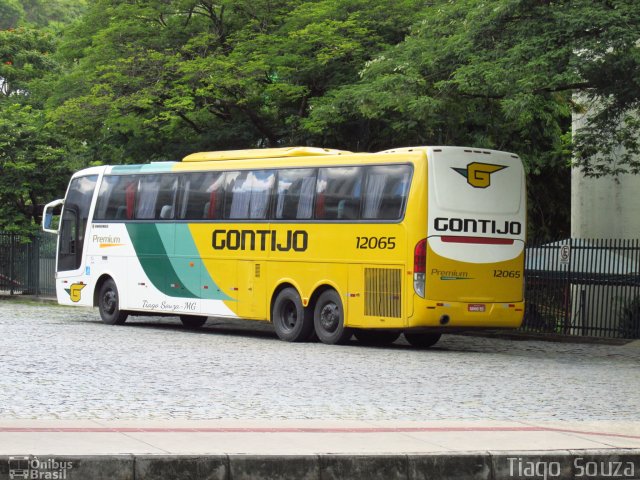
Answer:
xmin=414 ymin=238 xmax=426 ymax=297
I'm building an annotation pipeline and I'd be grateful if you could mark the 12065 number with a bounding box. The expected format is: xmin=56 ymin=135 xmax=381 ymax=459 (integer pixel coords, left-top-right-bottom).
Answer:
xmin=493 ymin=269 xmax=521 ymax=278
xmin=356 ymin=236 xmax=396 ymax=249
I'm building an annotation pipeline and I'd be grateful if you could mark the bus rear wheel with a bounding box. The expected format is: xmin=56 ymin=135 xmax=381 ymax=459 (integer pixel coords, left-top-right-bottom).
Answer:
xmin=180 ymin=315 xmax=207 ymax=329
xmin=98 ymin=278 xmax=128 ymax=325
xmin=404 ymin=332 xmax=441 ymax=348
xmin=314 ymin=290 xmax=352 ymax=345
xmin=272 ymin=288 xmax=314 ymax=342
xmin=354 ymin=329 xmax=401 ymax=346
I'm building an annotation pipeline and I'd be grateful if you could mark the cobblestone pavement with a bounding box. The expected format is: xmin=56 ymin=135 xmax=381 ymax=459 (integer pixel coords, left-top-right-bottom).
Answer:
xmin=0 ymin=299 xmax=638 ymax=421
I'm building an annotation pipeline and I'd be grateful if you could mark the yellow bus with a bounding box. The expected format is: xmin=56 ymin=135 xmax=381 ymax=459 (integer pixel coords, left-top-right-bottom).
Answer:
xmin=42 ymin=146 xmax=526 ymax=347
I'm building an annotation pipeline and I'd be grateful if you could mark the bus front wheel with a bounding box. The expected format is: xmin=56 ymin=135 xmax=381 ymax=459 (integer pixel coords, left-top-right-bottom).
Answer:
xmin=98 ymin=278 xmax=128 ymax=325
xmin=314 ymin=290 xmax=352 ymax=345
xmin=272 ymin=288 xmax=314 ymax=342
xmin=404 ymin=332 xmax=441 ymax=348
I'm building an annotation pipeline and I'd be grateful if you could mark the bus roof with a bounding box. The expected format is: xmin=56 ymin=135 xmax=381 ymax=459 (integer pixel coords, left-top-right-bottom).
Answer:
xmin=183 ymin=146 xmax=352 ymax=162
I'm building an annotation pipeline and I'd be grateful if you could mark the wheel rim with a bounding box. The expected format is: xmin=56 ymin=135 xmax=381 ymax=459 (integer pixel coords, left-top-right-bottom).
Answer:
xmin=280 ymin=301 xmax=298 ymax=331
xmin=103 ymin=289 xmax=117 ymax=315
xmin=319 ymin=302 xmax=340 ymax=333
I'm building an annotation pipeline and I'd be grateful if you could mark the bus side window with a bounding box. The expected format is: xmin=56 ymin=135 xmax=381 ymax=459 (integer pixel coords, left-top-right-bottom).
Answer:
xmin=363 ymin=165 xmax=411 ymax=220
xmin=249 ymin=170 xmax=275 ymax=219
xmin=95 ymin=176 xmax=118 ymax=220
xmin=155 ymin=176 xmax=178 ymax=220
xmin=316 ymin=167 xmax=363 ymax=220
xmin=225 ymin=170 xmax=274 ymax=220
xmin=225 ymin=172 xmax=246 ymax=219
xmin=178 ymin=172 xmax=224 ymax=220
xmin=135 ymin=175 xmax=159 ymax=219
xmin=94 ymin=175 xmax=137 ymax=221
xmin=125 ymin=181 xmax=136 ymax=219
xmin=274 ymin=168 xmax=316 ymax=220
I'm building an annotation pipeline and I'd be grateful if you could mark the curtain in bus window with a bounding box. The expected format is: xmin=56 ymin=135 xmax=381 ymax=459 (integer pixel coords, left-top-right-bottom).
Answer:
xmin=135 ymin=176 xmax=160 ymax=219
xmin=228 ymin=172 xmax=251 ymax=219
xmin=225 ymin=170 xmax=274 ymax=220
xmin=275 ymin=168 xmax=315 ymax=220
xmin=205 ymin=173 xmax=225 ymax=219
xmin=363 ymin=165 xmax=411 ymax=220
xmin=297 ymin=177 xmax=315 ymax=219
xmin=249 ymin=170 xmax=274 ymax=219
xmin=125 ymin=181 xmax=136 ymax=219
xmin=363 ymin=174 xmax=386 ymax=219
xmin=179 ymin=177 xmax=191 ymax=219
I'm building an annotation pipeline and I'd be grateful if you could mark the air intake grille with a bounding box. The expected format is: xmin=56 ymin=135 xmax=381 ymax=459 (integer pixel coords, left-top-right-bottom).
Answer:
xmin=365 ymin=268 xmax=402 ymax=318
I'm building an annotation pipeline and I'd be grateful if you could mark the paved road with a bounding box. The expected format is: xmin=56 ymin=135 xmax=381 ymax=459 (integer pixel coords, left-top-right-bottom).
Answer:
xmin=0 ymin=299 xmax=638 ymax=421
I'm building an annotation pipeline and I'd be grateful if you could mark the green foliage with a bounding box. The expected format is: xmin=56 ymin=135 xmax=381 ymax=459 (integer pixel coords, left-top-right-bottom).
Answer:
xmin=0 ymin=0 xmax=22 ymax=29
xmin=0 ymin=21 xmax=74 ymax=231
xmin=47 ymin=0 xmax=423 ymax=165
xmin=0 ymin=0 xmax=87 ymax=29
xmin=0 ymin=103 xmax=68 ymax=232
xmin=0 ymin=27 xmax=57 ymax=98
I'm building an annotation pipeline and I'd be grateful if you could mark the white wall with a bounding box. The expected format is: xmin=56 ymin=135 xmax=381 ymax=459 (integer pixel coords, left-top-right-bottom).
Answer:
xmin=571 ymin=109 xmax=640 ymax=239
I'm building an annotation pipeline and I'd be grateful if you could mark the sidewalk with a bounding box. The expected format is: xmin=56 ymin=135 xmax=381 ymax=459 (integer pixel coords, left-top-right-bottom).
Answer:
xmin=1 ymin=420 xmax=639 ymax=479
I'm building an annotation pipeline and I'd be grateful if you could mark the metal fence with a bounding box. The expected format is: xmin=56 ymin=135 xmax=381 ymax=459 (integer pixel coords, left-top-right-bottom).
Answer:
xmin=524 ymin=238 xmax=640 ymax=339
xmin=0 ymin=232 xmax=56 ymax=297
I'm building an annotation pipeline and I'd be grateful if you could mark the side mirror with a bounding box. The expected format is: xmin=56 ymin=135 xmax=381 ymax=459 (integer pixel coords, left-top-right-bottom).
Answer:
xmin=42 ymin=199 xmax=64 ymax=234
xmin=43 ymin=212 xmax=53 ymax=230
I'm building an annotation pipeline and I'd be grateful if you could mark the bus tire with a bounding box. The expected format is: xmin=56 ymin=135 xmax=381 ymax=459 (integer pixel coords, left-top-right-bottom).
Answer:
xmin=180 ymin=315 xmax=207 ymax=329
xmin=272 ymin=288 xmax=314 ymax=342
xmin=404 ymin=332 xmax=441 ymax=348
xmin=314 ymin=289 xmax=352 ymax=345
xmin=354 ymin=329 xmax=401 ymax=346
xmin=98 ymin=278 xmax=128 ymax=325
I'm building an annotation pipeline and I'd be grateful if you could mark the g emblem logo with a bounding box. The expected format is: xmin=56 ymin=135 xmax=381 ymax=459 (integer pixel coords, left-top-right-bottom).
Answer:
xmin=453 ymin=162 xmax=506 ymax=188
xmin=66 ymin=283 xmax=86 ymax=302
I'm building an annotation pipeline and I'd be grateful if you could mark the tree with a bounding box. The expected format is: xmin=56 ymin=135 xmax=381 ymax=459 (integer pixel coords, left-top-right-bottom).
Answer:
xmin=0 ymin=103 xmax=67 ymax=232
xmin=47 ymin=0 xmax=422 ymax=165
xmin=0 ymin=0 xmax=23 ymax=29
xmin=0 ymin=27 xmax=69 ymax=231
xmin=0 ymin=27 xmax=57 ymax=97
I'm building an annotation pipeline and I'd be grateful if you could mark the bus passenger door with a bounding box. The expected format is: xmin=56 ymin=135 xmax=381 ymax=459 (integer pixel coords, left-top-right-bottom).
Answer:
xmin=56 ymin=175 xmax=98 ymax=306
xmin=238 ymin=261 xmax=267 ymax=319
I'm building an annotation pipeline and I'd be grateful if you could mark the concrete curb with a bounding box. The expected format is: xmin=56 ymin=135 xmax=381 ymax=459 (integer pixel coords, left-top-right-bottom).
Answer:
xmin=1 ymin=450 xmax=639 ymax=480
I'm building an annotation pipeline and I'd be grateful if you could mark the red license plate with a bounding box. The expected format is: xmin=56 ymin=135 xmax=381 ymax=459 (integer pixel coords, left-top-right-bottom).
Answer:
xmin=468 ymin=304 xmax=486 ymax=312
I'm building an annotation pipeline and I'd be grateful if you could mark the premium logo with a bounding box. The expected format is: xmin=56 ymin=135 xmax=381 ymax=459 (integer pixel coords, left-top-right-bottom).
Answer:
xmin=65 ymin=282 xmax=86 ymax=302
xmin=452 ymin=162 xmax=506 ymax=188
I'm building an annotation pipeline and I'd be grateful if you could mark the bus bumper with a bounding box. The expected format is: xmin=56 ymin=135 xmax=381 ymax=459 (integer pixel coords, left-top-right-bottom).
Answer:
xmin=407 ymin=300 xmax=525 ymax=329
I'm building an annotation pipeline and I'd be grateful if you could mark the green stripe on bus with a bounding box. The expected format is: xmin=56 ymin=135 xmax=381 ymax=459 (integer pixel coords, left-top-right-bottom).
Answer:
xmin=111 ymin=162 xmax=176 ymax=174
xmin=126 ymin=223 xmax=231 ymax=301
xmin=165 ymin=224 xmax=232 ymax=301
